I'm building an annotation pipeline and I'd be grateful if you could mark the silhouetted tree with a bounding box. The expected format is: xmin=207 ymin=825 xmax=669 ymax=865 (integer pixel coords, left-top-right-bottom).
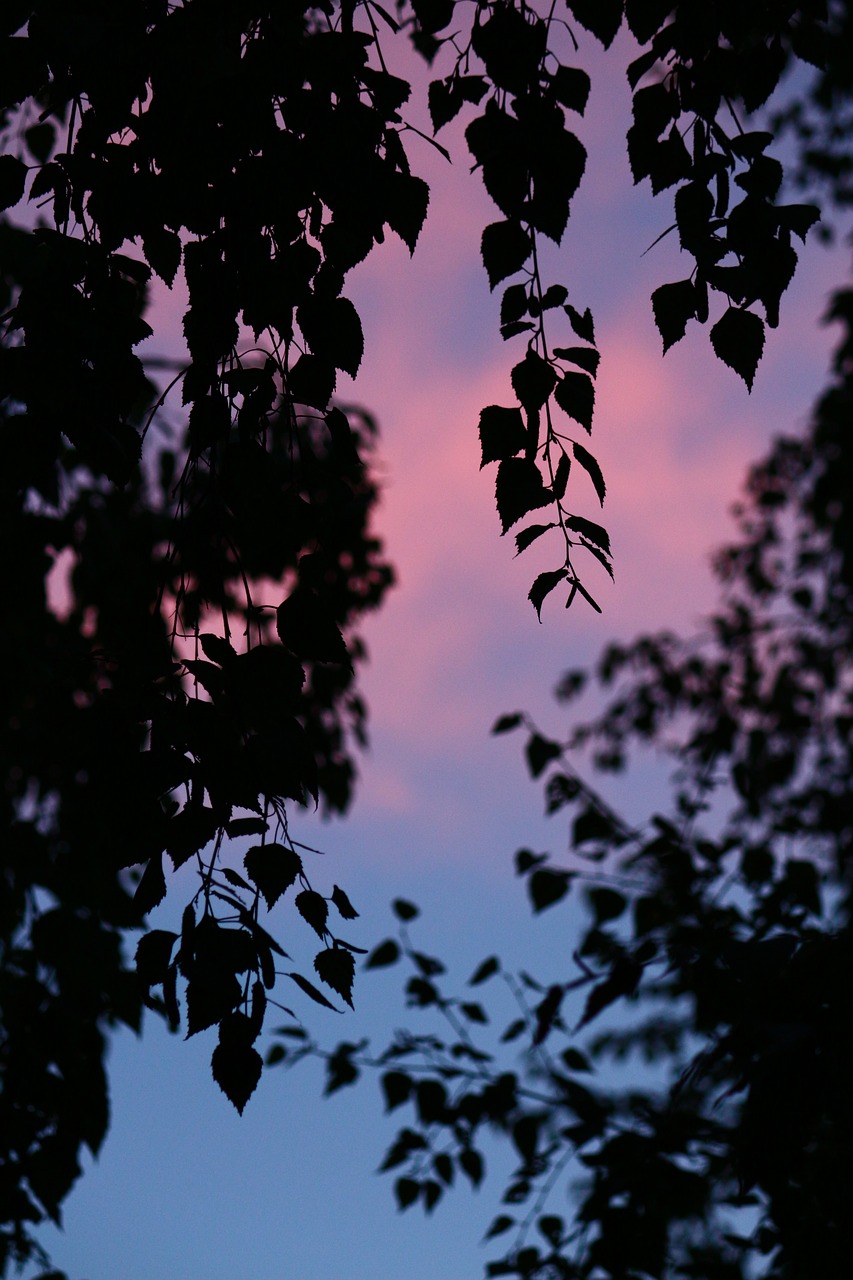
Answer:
xmin=1 ymin=1 xmax=847 ymax=1275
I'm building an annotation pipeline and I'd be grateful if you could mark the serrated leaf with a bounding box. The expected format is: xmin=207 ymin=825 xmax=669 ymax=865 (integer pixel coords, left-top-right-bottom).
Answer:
xmin=555 ymin=371 xmax=594 ymax=432
xmin=142 ymin=226 xmax=182 ymax=287
xmin=243 ymin=844 xmax=302 ymax=910
xmin=496 ymin=457 xmax=551 ymax=533
xmin=331 ymin=884 xmax=359 ymax=920
xmin=365 ymin=938 xmax=400 ymax=968
xmin=528 ymin=569 xmax=567 ymax=620
xmin=199 ymin=632 xmax=236 ymax=665
xmin=135 ymin=930 xmax=178 ymax=987
xmin=515 ymin=522 xmax=556 ymax=555
xmin=564 ymin=305 xmax=594 ymax=344
xmin=552 ymin=346 xmax=600 ymax=377
xmin=314 ymin=947 xmax=355 ymax=1007
xmin=511 ymin=351 xmax=557 ymax=413
xmin=501 ymin=282 xmax=529 ymax=325
xmin=0 ymin=155 xmax=27 ymax=211
xmin=572 ymin=441 xmax=606 ymax=505
xmin=552 ymin=65 xmax=591 ymax=113
xmin=211 ymin=1041 xmax=263 ymax=1114
xmin=481 ymin=220 xmax=530 ymax=290
xmin=566 ymin=515 xmax=611 ymax=554
xmin=295 ymin=889 xmax=329 ymax=938
xmin=479 ymin=405 xmax=527 ymax=467
xmin=186 ymin=970 xmax=242 ymax=1037
xmin=651 ymin=279 xmax=697 ymax=353
xmin=710 ymin=306 xmax=765 ymax=390
xmin=134 ymin=853 xmax=167 ymax=913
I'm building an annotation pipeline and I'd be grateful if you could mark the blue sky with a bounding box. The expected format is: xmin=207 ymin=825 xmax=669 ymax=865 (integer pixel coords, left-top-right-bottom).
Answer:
xmin=24 ymin=22 xmax=848 ymax=1280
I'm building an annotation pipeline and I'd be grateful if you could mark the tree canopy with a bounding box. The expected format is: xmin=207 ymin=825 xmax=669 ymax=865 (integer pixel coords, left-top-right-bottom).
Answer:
xmin=1 ymin=0 xmax=851 ymax=1276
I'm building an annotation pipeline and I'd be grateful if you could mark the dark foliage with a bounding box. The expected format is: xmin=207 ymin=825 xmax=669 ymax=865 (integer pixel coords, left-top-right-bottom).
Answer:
xmin=306 ymin=291 xmax=853 ymax=1276
xmin=0 ymin=0 xmax=843 ymax=1275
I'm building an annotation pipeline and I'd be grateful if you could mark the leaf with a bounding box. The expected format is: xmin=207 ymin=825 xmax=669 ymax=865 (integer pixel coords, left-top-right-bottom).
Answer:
xmin=276 ymin=588 xmax=349 ymax=665
xmin=776 ymin=203 xmax=821 ymax=243
xmin=565 ymin=304 xmax=595 ymax=342
xmin=481 ymin=220 xmax=530 ymax=290
xmin=392 ymin=898 xmax=420 ymax=921
xmin=552 ymin=452 xmax=570 ymax=501
xmin=142 ymin=226 xmax=182 ymax=287
xmin=566 ymin=0 xmax=623 ymax=47
xmin=515 ymin=522 xmax=556 ymax=555
xmin=501 ymin=283 xmax=529 ymax=325
xmin=552 ymin=66 xmax=591 ymax=114
xmin=484 ymin=1215 xmax=515 ymax=1241
xmin=395 ymin=1177 xmax=420 ymax=1210
xmin=529 ymin=868 xmax=572 ymax=912
xmin=199 ymin=632 xmax=236 ymax=665
xmin=491 ymin=712 xmax=522 ymax=734
xmin=479 ymin=405 xmax=527 ymax=467
xmin=495 ymin=457 xmax=551 ymax=533
xmin=331 ymin=884 xmax=359 ymax=920
xmin=225 ymin=817 xmax=267 ymax=839
xmin=385 ymin=173 xmax=430 ymax=253
xmin=651 ymin=280 xmax=697 ymax=353
xmin=511 ymin=351 xmax=557 ymax=413
xmin=526 ymin=733 xmax=562 ymax=778
xmin=566 ymin=514 xmax=611 ymax=554
xmin=186 ymin=970 xmax=242 ymax=1037
xmin=243 ymin=844 xmax=302 ymax=910
xmin=314 ymin=947 xmax=355 ymax=1007
xmin=365 ymin=938 xmax=400 ymax=968
xmin=428 ymin=77 xmax=463 ymax=131
xmin=460 ymin=1001 xmax=488 ymax=1023
xmin=459 ymin=1148 xmax=484 ymax=1187
xmin=0 ymin=154 xmax=27 ymax=211
xmin=572 ymin=442 xmax=606 ymax=505
xmin=134 ymin=853 xmax=167 ymax=913
xmin=288 ymin=971 xmax=340 ymax=1011
xmin=469 ymin=956 xmax=500 ymax=985
xmin=587 ymin=886 xmax=627 ymax=923
xmin=298 ymin=294 xmax=364 ymax=376
xmin=211 ymin=1041 xmax=263 ymax=1115
xmin=555 ymin=372 xmax=594 ymax=432
xmin=552 ymin=346 xmax=600 ymax=377
xmin=135 ymin=930 xmax=178 ymax=987
xmin=528 ymin=569 xmax=567 ymax=620
xmin=710 ymin=306 xmax=765 ymax=391
xmin=573 ymin=807 xmax=619 ymax=846
xmin=382 ymin=1070 xmax=412 ymax=1111
xmin=295 ymin=889 xmax=329 ymax=938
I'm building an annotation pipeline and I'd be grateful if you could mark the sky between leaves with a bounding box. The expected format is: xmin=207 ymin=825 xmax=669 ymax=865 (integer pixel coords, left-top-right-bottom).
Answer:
xmin=26 ymin=25 xmax=848 ymax=1280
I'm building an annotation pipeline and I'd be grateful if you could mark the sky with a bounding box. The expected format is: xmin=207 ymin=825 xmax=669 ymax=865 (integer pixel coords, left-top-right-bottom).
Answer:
xmin=24 ymin=20 xmax=848 ymax=1280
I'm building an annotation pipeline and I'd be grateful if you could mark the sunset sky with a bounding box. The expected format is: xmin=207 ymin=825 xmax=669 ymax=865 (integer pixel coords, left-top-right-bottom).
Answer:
xmin=26 ymin=24 xmax=847 ymax=1280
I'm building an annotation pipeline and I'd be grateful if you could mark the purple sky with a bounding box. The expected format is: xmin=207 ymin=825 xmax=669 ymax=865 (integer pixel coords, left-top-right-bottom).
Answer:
xmin=25 ymin=24 xmax=847 ymax=1280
